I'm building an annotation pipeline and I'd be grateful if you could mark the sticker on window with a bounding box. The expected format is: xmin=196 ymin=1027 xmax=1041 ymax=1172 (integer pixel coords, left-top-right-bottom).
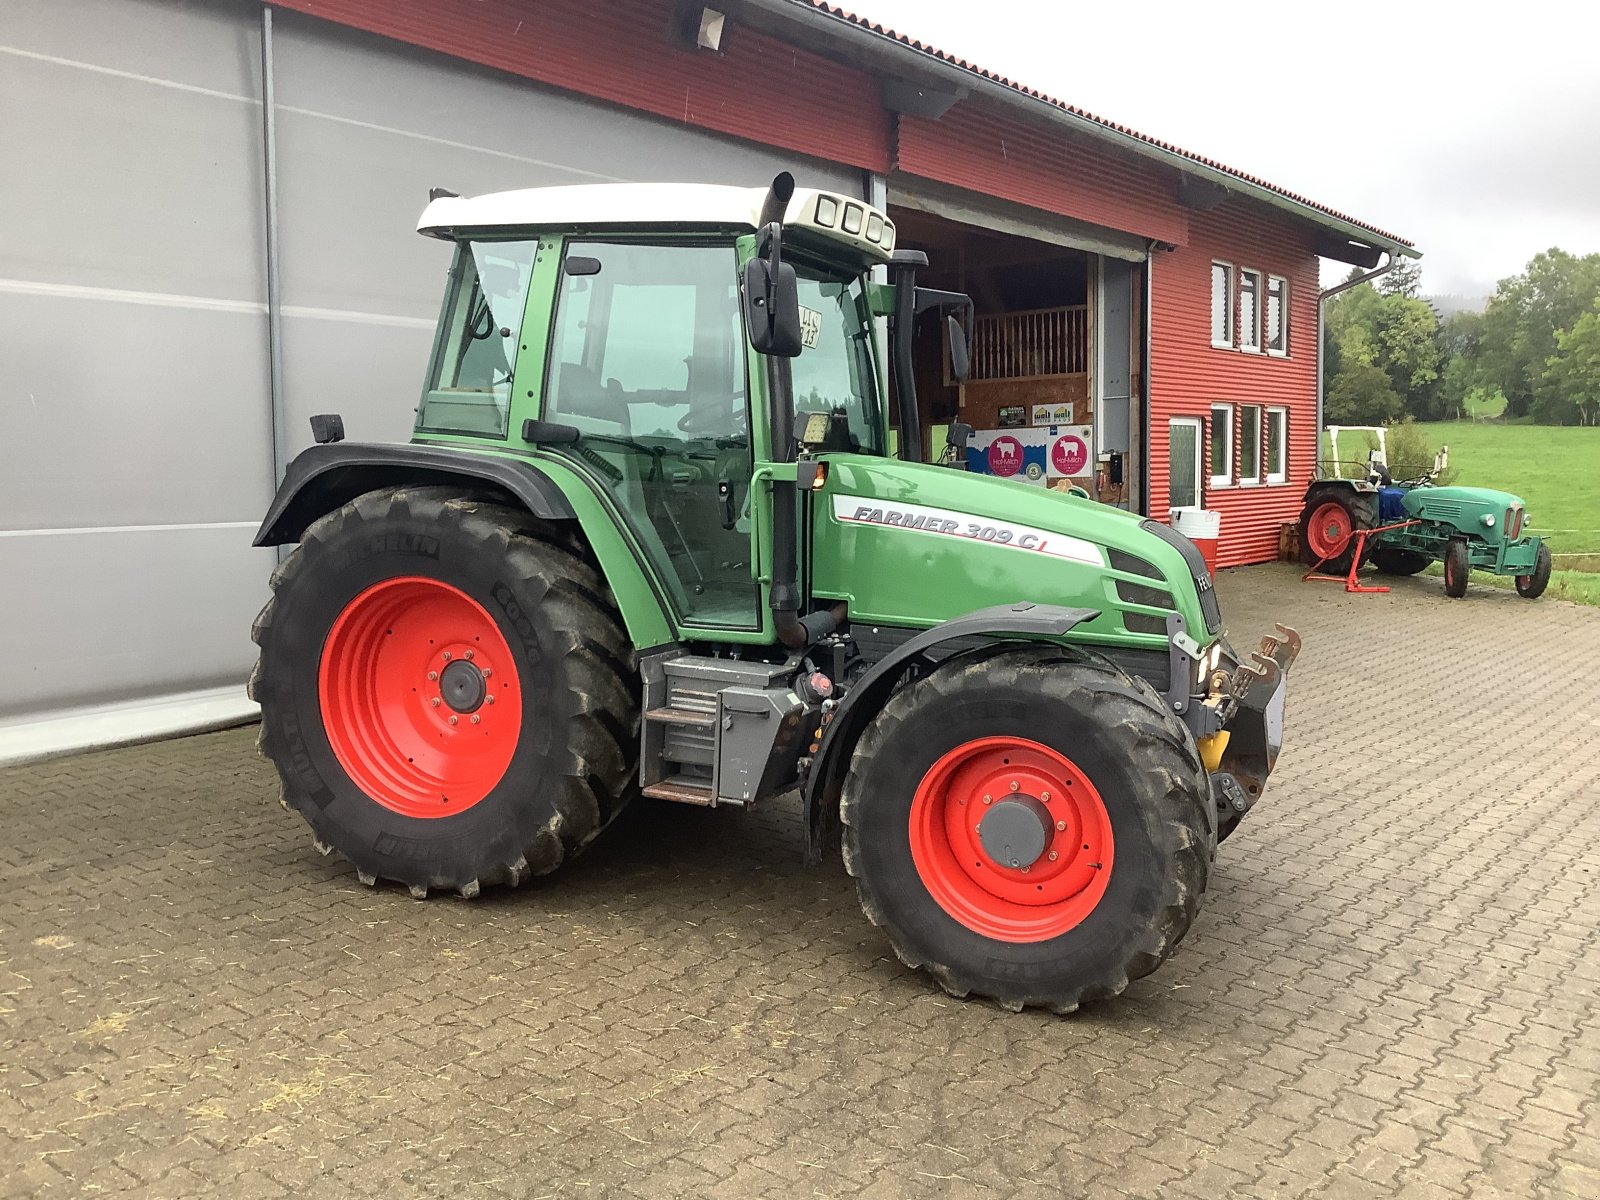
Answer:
xmin=798 ymin=305 xmax=823 ymax=349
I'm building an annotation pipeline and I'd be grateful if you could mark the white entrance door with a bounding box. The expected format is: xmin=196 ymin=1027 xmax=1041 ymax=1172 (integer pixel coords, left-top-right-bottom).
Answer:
xmin=1169 ymin=417 xmax=1202 ymax=510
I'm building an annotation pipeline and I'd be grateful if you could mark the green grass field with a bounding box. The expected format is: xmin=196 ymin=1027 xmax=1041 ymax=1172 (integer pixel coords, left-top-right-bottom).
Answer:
xmin=1413 ymin=422 xmax=1600 ymax=554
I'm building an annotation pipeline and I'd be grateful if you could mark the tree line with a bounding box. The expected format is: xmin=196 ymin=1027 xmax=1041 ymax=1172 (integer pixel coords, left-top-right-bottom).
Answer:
xmin=1323 ymin=248 xmax=1600 ymax=427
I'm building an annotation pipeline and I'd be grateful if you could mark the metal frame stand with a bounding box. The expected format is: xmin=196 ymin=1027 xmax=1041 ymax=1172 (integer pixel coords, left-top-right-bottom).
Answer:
xmin=1303 ymin=519 xmax=1419 ymax=594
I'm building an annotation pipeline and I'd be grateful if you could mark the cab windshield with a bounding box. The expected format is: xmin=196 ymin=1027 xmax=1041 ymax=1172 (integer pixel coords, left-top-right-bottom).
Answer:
xmin=791 ymin=262 xmax=883 ymax=456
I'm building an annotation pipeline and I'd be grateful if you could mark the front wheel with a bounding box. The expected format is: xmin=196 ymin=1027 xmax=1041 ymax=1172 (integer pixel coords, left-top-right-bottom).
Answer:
xmin=1443 ymin=538 xmax=1470 ymax=598
xmin=840 ymin=646 xmax=1212 ymax=1013
xmin=1516 ymin=543 xmax=1552 ymax=599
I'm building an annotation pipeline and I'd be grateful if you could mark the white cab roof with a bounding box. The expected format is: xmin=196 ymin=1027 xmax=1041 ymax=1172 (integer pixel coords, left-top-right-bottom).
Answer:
xmin=416 ymin=182 xmax=896 ymax=261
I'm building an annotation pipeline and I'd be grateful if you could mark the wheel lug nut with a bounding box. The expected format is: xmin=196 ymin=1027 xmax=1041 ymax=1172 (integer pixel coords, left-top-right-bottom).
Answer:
xmin=464 ymin=650 xmax=474 ymax=661
xmin=1020 ymin=865 xmax=1030 ymax=874
xmin=1048 ymin=851 xmax=1058 ymax=862
xmin=1056 ymin=820 xmax=1067 ymax=831
xmin=481 ymin=669 xmax=492 ymax=679
xmin=1041 ymin=791 xmax=1051 ymax=802
xmin=427 ymin=671 xmax=438 ymax=681
xmin=470 ymin=715 xmax=480 ymax=725
xmin=442 ymin=651 xmax=452 ymax=661
xmin=448 ymin=715 xmax=458 ymax=726
xmin=430 ymin=698 xmax=441 ymax=708
xmin=983 ymin=795 xmax=992 ymax=805
xmin=1009 ymin=780 xmax=1019 ymax=792
xmin=485 ymin=695 xmax=495 ymax=705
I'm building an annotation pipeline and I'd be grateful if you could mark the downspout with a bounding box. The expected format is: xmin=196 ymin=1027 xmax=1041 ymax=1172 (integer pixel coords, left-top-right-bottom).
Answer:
xmin=260 ymin=5 xmax=288 ymax=485
xmin=1141 ymin=244 xmax=1154 ymax=517
xmin=1316 ymin=251 xmax=1394 ymax=436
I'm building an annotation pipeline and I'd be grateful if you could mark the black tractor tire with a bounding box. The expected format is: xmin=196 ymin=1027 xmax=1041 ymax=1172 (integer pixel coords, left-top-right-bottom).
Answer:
xmin=249 ymin=486 xmax=639 ymax=897
xmin=1443 ymin=538 xmax=1470 ymax=598
xmin=1369 ymin=547 xmax=1431 ymax=576
xmin=1516 ymin=543 xmax=1552 ymax=599
xmin=1298 ymin=487 xmax=1378 ymax=576
xmin=840 ymin=644 xmax=1212 ymax=1014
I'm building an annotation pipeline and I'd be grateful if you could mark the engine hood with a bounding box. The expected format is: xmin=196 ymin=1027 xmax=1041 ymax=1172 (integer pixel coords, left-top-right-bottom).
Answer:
xmin=809 ymin=455 xmax=1218 ymax=650
xmin=1403 ymin=485 xmax=1524 ymax=515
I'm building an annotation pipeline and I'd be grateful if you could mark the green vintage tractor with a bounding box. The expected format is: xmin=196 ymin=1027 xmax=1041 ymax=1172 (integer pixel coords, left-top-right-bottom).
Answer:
xmin=1299 ymin=427 xmax=1552 ymax=599
xmin=251 ymin=174 xmax=1299 ymax=1012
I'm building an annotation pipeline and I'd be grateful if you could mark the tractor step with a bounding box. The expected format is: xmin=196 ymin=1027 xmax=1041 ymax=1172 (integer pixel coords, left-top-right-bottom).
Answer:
xmin=644 ymin=705 xmax=716 ymax=729
xmin=642 ymin=775 xmax=716 ymax=806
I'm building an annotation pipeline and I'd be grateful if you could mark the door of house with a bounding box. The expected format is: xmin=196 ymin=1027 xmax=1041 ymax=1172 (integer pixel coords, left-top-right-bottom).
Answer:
xmin=1169 ymin=417 xmax=1202 ymax=510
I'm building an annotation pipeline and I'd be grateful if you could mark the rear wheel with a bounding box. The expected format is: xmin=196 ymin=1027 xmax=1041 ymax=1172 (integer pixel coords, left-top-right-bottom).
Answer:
xmin=1370 ymin=547 xmax=1431 ymax=576
xmin=840 ymin=645 xmax=1211 ymax=1013
xmin=1443 ymin=538 xmax=1470 ymax=598
xmin=1516 ymin=543 xmax=1551 ymax=599
xmin=1298 ymin=489 xmax=1376 ymax=575
xmin=250 ymin=487 xmax=638 ymax=896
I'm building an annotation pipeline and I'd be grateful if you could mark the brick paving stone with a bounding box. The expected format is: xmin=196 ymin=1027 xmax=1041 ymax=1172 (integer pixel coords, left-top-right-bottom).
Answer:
xmin=2 ymin=564 xmax=1598 ymax=1198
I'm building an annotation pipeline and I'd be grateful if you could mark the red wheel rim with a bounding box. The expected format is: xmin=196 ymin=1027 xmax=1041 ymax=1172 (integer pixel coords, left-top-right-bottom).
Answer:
xmin=318 ymin=577 xmax=522 ymax=818
xmin=1306 ymin=501 xmax=1352 ymax=561
xmin=908 ymin=737 xmax=1114 ymax=943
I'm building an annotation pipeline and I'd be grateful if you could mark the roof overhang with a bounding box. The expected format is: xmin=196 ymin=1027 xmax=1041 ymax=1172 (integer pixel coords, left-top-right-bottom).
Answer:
xmin=725 ymin=0 xmax=1419 ymax=263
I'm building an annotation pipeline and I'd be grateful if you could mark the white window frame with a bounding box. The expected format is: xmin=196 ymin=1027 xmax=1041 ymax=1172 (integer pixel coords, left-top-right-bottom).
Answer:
xmin=1238 ymin=268 xmax=1262 ymax=353
xmin=1237 ymin=403 xmax=1262 ymax=485
xmin=1169 ymin=417 xmax=1204 ymax=509
xmin=1211 ymin=262 xmax=1234 ymax=348
xmin=1209 ymin=403 xmax=1233 ymax=488
xmin=1266 ymin=274 xmax=1288 ymax=357
xmin=1266 ymin=406 xmax=1288 ymax=484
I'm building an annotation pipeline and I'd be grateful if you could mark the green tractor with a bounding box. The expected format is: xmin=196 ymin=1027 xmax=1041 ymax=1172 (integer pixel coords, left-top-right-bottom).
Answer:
xmin=1299 ymin=426 xmax=1552 ymax=599
xmin=251 ymin=173 xmax=1299 ymax=1012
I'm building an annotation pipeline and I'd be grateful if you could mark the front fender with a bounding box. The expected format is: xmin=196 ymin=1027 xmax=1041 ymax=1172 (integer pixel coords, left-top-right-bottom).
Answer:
xmin=803 ymin=602 xmax=1098 ymax=865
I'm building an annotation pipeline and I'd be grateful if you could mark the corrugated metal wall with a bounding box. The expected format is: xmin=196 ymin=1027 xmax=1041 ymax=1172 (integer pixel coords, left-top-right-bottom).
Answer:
xmin=1148 ymin=201 xmax=1321 ymax=567
xmin=0 ymin=0 xmax=868 ymax=753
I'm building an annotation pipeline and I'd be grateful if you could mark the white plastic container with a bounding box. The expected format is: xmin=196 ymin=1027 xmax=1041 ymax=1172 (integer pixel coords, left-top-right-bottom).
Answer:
xmin=1169 ymin=507 xmax=1221 ymax=574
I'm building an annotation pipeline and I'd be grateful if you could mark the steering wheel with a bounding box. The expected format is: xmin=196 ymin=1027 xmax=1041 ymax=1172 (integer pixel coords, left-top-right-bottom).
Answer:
xmin=678 ymin=401 xmax=748 ymax=439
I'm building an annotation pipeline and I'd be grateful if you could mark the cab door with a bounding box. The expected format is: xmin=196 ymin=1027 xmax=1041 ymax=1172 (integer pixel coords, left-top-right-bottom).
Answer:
xmin=542 ymin=240 xmax=761 ymax=632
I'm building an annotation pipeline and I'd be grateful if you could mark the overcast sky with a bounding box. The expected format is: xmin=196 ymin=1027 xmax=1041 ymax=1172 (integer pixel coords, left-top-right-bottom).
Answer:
xmin=841 ymin=0 xmax=1600 ymax=298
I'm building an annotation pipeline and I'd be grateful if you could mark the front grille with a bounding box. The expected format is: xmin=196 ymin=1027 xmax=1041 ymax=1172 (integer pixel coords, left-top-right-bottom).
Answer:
xmin=1508 ymin=506 xmax=1524 ymax=539
xmin=1140 ymin=520 xmax=1222 ymax=634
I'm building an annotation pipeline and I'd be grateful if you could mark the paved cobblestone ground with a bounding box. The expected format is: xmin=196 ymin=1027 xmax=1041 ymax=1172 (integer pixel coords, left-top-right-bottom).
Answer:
xmin=3 ymin=564 xmax=1599 ymax=1199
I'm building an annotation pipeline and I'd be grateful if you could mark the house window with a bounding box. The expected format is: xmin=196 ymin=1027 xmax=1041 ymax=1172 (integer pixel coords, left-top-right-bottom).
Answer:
xmin=1210 ymin=404 xmax=1233 ymax=487
xmin=1266 ymin=407 xmax=1288 ymax=483
xmin=1238 ymin=404 xmax=1261 ymax=483
xmin=1266 ymin=275 xmax=1287 ymax=355
xmin=1169 ymin=418 xmax=1203 ymax=509
xmin=1239 ymin=269 xmax=1261 ymax=352
xmin=1211 ymin=263 xmax=1234 ymax=347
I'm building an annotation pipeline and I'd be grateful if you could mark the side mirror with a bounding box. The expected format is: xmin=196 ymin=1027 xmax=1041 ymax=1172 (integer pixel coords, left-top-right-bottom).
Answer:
xmin=743 ymin=256 xmax=803 ymax=358
xmin=946 ymin=314 xmax=970 ymax=383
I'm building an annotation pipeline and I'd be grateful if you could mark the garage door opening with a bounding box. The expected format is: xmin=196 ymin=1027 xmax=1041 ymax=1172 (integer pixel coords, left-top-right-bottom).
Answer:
xmin=887 ymin=203 xmax=1143 ymax=509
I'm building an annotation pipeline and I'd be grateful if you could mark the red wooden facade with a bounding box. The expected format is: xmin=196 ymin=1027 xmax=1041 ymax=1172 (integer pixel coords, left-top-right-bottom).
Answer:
xmin=1149 ymin=205 xmax=1323 ymax=568
xmin=273 ymin=0 xmax=1397 ymax=567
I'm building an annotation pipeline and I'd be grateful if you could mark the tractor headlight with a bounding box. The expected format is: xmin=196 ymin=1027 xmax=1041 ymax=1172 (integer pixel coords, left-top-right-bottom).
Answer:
xmin=1481 ymin=514 xmax=1495 ymax=527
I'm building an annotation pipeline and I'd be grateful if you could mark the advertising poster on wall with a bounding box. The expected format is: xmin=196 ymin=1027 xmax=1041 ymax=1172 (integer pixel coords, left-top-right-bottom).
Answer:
xmin=966 ymin=426 xmax=1094 ymax=488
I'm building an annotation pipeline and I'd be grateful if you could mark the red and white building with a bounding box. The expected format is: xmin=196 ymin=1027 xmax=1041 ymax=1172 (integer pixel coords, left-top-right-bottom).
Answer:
xmin=263 ymin=0 xmax=1416 ymax=567
xmin=1 ymin=0 xmax=1415 ymax=753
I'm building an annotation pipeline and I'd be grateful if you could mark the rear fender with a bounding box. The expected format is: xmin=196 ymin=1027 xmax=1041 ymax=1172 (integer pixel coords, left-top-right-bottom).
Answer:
xmin=802 ymin=602 xmax=1098 ymax=865
xmin=255 ymin=442 xmax=674 ymax=649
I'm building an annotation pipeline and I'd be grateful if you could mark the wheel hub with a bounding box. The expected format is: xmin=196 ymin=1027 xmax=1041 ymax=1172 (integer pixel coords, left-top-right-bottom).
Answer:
xmin=440 ymin=659 xmax=487 ymax=713
xmin=977 ymin=794 xmax=1053 ymax=869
